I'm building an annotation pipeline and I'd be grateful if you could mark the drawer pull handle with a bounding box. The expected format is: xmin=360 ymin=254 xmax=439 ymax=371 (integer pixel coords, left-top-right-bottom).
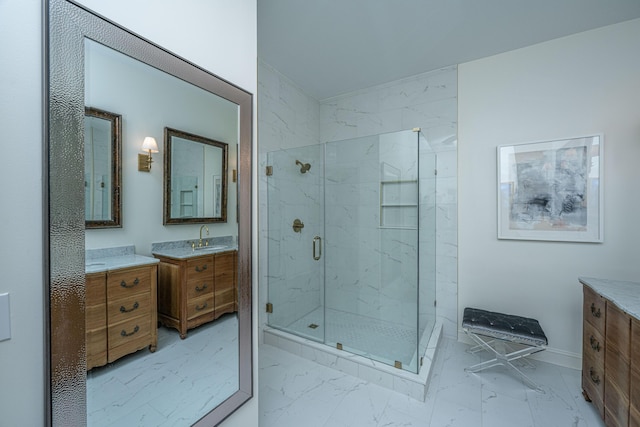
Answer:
xmin=120 ymin=278 xmax=140 ymax=288
xmin=589 ymin=368 xmax=600 ymax=385
xmin=195 ymin=284 xmax=208 ymax=292
xmin=589 ymin=335 xmax=600 ymax=352
xmin=590 ymin=303 xmax=601 ymax=318
xmin=196 ymin=302 xmax=208 ymax=311
xmin=120 ymin=325 xmax=139 ymax=337
xmin=195 ymin=264 xmax=208 ymax=273
xmin=120 ymin=302 xmax=139 ymax=313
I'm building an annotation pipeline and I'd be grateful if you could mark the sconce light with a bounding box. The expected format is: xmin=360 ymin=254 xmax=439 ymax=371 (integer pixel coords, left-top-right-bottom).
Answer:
xmin=138 ymin=136 xmax=159 ymax=172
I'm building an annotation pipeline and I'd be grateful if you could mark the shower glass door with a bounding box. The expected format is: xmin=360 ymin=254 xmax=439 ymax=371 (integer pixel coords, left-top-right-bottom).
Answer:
xmin=266 ymin=145 xmax=325 ymax=342
xmin=266 ymin=129 xmax=434 ymax=374
xmin=323 ymin=130 xmax=421 ymax=372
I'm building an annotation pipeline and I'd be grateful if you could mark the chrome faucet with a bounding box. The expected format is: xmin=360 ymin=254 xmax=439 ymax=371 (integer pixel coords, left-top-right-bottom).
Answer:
xmin=198 ymin=225 xmax=209 ymax=248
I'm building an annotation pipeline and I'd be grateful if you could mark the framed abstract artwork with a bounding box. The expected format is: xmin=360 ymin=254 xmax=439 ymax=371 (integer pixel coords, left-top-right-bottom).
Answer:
xmin=497 ymin=135 xmax=603 ymax=242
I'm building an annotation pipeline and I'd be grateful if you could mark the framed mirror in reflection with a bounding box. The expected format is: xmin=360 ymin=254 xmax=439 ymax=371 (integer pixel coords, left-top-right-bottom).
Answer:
xmin=48 ymin=1 xmax=253 ymax=426
xmin=164 ymin=127 xmax=228 ymax=224
xmin=84 ymin=107 xmax=122 ymax=228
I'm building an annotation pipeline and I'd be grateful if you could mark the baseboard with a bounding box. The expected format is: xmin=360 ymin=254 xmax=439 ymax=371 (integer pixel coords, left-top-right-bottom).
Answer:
xmin=457 ymin=328 xmax=582 ymax=370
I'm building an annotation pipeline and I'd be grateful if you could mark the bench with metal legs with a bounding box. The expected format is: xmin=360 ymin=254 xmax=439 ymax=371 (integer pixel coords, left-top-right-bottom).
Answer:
xmin=462 ymin=307 xmax=548 ymax=392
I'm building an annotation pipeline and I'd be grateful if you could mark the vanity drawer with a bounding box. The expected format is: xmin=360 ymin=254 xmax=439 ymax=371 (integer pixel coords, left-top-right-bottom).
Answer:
xmin=583 ymin=285 xmax=605 ymax=331
xmin=187 ymin=294 xmax=214 ymax=320
xmin=582 ymin=345 xmax=605 ymax=415
xmin=107 ymin=315 xmax=151 ymax=362
xmin=187 ymin=279 xmax=214 ymax=300
xmin=107 ymin=266 xmax=151 ymax=300
xmin=187 ymin=256 xmax=214 ymax=282
xmin=583 ymin=321 xmax=604 ymax=368
xmin=107 ymin=293 xmax=151 ymax=326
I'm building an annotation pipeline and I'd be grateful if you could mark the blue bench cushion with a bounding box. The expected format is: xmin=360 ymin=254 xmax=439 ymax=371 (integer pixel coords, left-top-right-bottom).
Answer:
xmin=462 ymin=307 xmax=548 ymax=347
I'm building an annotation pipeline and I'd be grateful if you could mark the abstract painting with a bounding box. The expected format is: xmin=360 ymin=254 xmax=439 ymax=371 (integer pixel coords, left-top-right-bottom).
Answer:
xmin=497 ymin=135 xmax=602 ymax=242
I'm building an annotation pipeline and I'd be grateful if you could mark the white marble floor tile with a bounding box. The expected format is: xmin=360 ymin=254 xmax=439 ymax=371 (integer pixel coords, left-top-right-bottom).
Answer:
xmin=87 ymin=313 xmax=239 ymax=427
xmin=259 ymin=338 xmax=606 ymax=427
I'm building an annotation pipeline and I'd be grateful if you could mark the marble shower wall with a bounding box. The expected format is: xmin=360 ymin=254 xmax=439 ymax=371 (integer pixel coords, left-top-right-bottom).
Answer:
xmin=324 ymin=132 xmax=420 ymax=331
xmin=319 ymin=66 xmax=458 ymax=337
xmin=258 ymin=60 xmax=458 ymax=339
xmin=258 ymin=61 xmax=321 ymax=335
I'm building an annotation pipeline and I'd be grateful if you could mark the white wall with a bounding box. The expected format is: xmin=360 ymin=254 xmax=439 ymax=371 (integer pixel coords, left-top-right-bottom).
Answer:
xmin=0 ymin=1 xmax=45 ymax=426
xmin=0 ymin=0 xmax=258 ymax=425
xmin=320 ymin=67 xmax=459 ymax=337
xmin=458 ymin=18 xmax=640 ymax=368
xmin=84 ymin=40 xmax=239 ymax=254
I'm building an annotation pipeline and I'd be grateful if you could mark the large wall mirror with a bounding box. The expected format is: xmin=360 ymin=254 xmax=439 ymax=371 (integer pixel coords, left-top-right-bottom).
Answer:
xmin=164 ymin=127 xmax=229 ymax=224
xmin=47 ymin=0 xmax=253 ymax=426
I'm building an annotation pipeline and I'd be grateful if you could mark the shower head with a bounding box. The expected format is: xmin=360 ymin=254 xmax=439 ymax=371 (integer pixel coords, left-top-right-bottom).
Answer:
xmin=295 ymin=160 xmax=311 ymax=174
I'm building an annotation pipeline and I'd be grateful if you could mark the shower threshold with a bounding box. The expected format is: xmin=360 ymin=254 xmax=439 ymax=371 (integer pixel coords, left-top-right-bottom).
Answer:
xmin=263 ymin=320 xmax=442 ymax=401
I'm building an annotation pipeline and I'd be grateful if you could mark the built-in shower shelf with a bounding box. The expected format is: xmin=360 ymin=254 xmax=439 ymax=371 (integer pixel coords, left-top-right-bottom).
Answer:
xmin=380 ymin=180 xmax=418 ymax=228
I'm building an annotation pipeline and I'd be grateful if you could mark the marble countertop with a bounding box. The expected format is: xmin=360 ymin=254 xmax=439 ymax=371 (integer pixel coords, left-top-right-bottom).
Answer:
xmin=579 ymin=276 xmax=640 ymax=319
xmin=151 ymin=237 xmax=237 ymax=260
xmin=85 ymin=245 xmax=158 ymax=274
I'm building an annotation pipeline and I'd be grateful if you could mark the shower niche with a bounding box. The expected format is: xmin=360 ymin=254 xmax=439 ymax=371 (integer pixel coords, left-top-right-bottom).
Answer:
xmin=266 ymin=129 xmax=437 ymax=378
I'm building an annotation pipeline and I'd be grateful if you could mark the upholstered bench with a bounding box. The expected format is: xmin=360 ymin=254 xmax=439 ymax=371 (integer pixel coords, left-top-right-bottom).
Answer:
xmin=462 ymin=307 xmax=548 ymax=392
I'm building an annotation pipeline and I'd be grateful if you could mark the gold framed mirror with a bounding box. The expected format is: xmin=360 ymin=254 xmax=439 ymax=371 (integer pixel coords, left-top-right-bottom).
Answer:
xmin=84 ymin=107 xmax=122 ymax=229
xmin=47 ymin=0 xmax=253 ymax=425
xmin=164 ymin=127 xmax=229 ymax=225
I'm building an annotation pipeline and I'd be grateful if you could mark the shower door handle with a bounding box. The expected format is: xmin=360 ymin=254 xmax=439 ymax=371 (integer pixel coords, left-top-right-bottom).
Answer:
xmin=313 ymin=236 xmax=322 ymax=261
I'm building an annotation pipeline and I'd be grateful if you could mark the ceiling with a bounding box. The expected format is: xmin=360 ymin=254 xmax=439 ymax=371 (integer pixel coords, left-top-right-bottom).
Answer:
xmin=258 ymin=0 xmax=640 ymax=100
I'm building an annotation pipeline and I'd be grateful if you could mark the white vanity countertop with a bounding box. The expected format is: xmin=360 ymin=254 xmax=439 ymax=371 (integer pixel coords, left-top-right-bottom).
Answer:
xmin=579 ymin=277 xmax=640 ymax=319
xmin=152 ymin=244 xmax=238 ymax=260
xmin=151 ymin=237 xmax=237 ymax=260
xmin=85 ymin=245 xmax=159 ymax=274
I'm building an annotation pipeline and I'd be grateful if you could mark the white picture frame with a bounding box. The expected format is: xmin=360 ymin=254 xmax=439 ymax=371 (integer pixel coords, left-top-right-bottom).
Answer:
xmin=497 ymin=135 xmax=603 ymax=242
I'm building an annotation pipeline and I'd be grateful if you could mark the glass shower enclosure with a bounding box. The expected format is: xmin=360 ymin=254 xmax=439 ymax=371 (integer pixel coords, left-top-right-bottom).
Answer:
xmin=266 ymin=129 xmax=436 ymax=373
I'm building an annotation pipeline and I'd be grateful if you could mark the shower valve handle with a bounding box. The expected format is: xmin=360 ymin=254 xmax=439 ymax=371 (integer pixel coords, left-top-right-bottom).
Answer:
xmin=313 ymin=236 xmax=322 ymax=261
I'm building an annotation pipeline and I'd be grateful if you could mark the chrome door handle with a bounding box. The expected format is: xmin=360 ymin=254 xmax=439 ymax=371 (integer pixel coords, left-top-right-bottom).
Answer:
xmin=313 ymin=236 xmax=322 ymax=261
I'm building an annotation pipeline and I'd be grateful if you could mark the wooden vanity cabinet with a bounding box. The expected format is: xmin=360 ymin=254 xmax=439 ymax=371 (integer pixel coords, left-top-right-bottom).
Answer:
xmin=582 ymin=284 xmax=634 ymax=427
xmin=156 ymin=250 xmax=237 ymax=338
xmin=86 ymin=272 xmax=107 ymax=370
xmin=604 ymin=303 xmax=631 ymax=427
xmin=631 ymin=318 xmax=640 ymax=426
xmin=85 ymin=265 xmax=158 ymax=370
xmin=582 ymin=285 xmax=606 ymax=418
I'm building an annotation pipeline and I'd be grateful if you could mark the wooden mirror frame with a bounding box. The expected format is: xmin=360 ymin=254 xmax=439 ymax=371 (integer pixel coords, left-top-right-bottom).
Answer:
xmin=46 ymin=0 xmax=253 ymax=425
xmin=164 ymin=127 xmax=229 ymax=225
xmin=84 ymin=107 xmax=122 ymax=229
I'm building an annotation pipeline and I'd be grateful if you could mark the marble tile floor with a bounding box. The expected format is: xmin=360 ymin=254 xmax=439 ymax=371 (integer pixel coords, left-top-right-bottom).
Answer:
xmin=259 ymin=337 xmax=604 ymax=427
xmin=87 ymin=313 xmax=239 ymax=427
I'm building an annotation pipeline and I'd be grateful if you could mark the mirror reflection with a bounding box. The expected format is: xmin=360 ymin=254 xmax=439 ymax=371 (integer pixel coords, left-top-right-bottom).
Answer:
xmin=164 ymin=127 xmax=228 ymax=224
xmin=85 ymin=107 xmax=121 ymax=228
xmin=84 ymin=38 xmax=240 ymax=426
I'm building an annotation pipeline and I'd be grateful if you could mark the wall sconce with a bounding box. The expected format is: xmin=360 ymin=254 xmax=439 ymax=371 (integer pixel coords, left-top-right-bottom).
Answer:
xmin=138 ymin=136 xmax=159 ymax=172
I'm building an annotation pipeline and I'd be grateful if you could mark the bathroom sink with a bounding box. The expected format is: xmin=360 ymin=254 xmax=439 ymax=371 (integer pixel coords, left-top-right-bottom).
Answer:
xmin=85 ymin=262 xmax=106 ymax=268
xmin=194 ymin=245 xmax=226 ymax=252
xmin=84 ymin=262 xmax=107 ymax=269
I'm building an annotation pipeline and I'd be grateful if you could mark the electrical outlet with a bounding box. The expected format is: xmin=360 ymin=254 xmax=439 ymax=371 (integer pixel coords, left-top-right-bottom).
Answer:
xmin=0 ymin=293 xmax=11 ymax=342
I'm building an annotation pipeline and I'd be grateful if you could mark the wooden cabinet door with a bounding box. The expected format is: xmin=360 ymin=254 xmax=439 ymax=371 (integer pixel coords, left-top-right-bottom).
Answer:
xmin=86 ymin=272 xmax=107 ymax=370
xmin=214 ymin=251 xmax=236 ymax=317
xmin=604 ymin=303 xmax=630 ymax=427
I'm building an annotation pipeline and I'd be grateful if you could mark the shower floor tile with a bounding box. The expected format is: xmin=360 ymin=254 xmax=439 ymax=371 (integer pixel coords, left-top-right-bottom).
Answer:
xmin=285 ymin=308 xmax=432 ymax=370
xmin=259 ymin=337 xmax=604 ymax=427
